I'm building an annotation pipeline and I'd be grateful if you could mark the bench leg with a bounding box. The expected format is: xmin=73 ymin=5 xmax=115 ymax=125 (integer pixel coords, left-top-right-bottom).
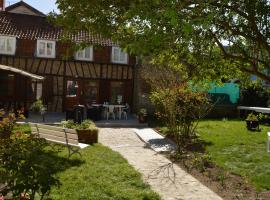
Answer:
xmin=67 ymin=145 xmax=82 ymax=158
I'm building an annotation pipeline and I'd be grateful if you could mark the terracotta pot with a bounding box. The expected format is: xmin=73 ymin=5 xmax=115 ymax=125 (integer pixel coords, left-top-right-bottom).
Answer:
xmin=138 ymin=114 xmax=147 ymax=123
xmin=76 ymin=129 xmax=98 ymax=144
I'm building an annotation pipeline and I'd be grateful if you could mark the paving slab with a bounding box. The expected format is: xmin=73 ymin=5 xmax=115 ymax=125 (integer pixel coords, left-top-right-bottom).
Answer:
xmin=132 ymin=128 xmax=176 ymax=152
xmin=99 ymin=128 xmax=222 ymax=200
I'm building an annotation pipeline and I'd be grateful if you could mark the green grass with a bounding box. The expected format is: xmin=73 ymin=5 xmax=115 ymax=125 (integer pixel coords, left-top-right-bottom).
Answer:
xmin=197 ymin=119 xmax=270 ymax=190
xmin=13 ymin=124 xmax=160 ymax=200
xmin=48 ymin=144 xmax=160 ymax=200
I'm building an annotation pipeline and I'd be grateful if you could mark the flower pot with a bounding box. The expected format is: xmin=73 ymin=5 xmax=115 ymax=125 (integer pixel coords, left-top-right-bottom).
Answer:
xmin=138 ymin=114 xmax=147 ymax=123
xmin=76 ymin=129 xmax=98 ymax=144
xmin=246 ymin=120 xmax=259 ymax=130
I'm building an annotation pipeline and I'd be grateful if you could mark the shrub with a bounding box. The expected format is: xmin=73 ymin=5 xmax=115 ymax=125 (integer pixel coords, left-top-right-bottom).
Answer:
xmin=30 ymin=100 xmax=46 ymax=113
xmin=246 ymin=113 xmax=259 ymax=121
xmin=151 ymin=83 xmax=212 ymax=152
xmin=0 ymin=130 xmax=60 ymax=199
xmin=61 ymin=119 xmax=97 ymax=131
xmin=240 ymin=81 xmax=270 ymax=107
xmin=138 ymin=108 xmax=147 ymax=116
xmin=0 ymin=111 xmax=24 ymax=139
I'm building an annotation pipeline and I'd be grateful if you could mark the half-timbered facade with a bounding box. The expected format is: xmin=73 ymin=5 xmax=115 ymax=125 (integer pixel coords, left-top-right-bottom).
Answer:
xmin=0 ymin=1 xmax=136 ymax=112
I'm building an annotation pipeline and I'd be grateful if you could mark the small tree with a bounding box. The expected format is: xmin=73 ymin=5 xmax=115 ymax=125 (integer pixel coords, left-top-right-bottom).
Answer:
xmin=151 ymin=83 xmax=211 ymax=152
xmin=0 ymin=113 xmax=60 ymax=199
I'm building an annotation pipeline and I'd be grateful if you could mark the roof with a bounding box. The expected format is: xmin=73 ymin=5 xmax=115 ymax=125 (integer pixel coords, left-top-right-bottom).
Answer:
xmin=5 ymin=1 xmax=46 ymax=17
xmin=0 ymin=11 xmax=116 ymax=46
xmin=0 ymin=64 xmax=44 ymax=80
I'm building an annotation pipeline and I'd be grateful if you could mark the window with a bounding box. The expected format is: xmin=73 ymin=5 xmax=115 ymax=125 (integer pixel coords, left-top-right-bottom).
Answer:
xmin=36 ymin=40 xmax=56 ymax=58
xmin=0 ymin=36 xmax=16 ymax=55
xmin=75 ymin=46 xmax=93 ymax=61
xmin=66 ymin=80 xmax=78 ymax=97
xmin=83 ymin=81 xmax=99 ymax=104
xmin=110 ymin=81 xmax=124 ymax=104
xmin=111 ymin=47 xmax=128 ymax=64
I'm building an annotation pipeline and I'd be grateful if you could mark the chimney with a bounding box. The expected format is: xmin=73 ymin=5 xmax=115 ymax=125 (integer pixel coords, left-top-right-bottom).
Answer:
xmin=0 ymin=0 xmax=5 ymax=11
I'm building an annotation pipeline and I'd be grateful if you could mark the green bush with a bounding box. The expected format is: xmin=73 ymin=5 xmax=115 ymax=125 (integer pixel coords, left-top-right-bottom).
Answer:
xmin=30 ymin=99 xmax=46 ymax=113
xmin=61 ymin=119 xmax=97 ymax=131
xmin=0 ymin=131 xmax=60 ymax=199
xmin=150 ymin=83 xmax=211 ymax=152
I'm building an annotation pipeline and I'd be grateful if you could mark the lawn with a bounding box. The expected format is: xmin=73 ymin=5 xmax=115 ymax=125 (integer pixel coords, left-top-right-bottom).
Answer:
xmin=47 ymin=144 xmax=160 ymax=200
xmin=11 ymin=125 xmax=160 ymax=200
xmin=197 ymin=119 xmax=270 ymax=190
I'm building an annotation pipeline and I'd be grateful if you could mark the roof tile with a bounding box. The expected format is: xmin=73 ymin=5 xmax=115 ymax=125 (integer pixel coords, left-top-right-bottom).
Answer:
xmin=0 ymin=12 xmax=116 ymax=46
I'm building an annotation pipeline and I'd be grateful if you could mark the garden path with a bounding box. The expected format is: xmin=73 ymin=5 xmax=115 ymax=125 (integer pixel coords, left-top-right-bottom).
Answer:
xmin=99 ymin=128 xmax=222 ymax=200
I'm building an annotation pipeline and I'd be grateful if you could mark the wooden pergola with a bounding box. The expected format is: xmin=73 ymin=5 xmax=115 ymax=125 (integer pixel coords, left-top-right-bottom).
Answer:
xmin=0 ymin=64 xmax=45 ymax=112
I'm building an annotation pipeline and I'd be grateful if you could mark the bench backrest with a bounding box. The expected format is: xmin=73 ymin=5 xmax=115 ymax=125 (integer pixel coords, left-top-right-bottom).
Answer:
xmin=29 ymin=123 xmax=79 ymax=146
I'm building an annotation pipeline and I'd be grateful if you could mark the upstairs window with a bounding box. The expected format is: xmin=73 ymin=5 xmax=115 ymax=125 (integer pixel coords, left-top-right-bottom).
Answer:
xmin=37 ymin=40 xmax=56 ymax=58
xmin=75 ymin=46 xmax=93 ymax=61
xmin=0 ymin=36 xmax=16 ymax=55
xmin=111 ymin=47 xmax=128 ymax=64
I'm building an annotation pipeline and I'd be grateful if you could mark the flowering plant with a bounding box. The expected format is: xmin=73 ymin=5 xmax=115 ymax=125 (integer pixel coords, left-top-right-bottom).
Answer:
xmin=0 ymin=110 xmax=25 ymax=139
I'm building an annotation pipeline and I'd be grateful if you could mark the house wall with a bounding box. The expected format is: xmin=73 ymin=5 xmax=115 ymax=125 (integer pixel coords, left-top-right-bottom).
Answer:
xmin=14 ymin=39 xmax=136 ymax=65
xmin=0 ymin=54 xmax=134 ymax=112
xmin=0 ymin=0 xmax=4 ymax=11
xmin=7 ymin=5 xmax=40 ymax=16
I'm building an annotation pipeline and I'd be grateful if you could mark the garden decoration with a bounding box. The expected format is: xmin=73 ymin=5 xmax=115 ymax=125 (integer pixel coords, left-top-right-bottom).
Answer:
xmin=245 ymin=113 xmax=260 ymax=131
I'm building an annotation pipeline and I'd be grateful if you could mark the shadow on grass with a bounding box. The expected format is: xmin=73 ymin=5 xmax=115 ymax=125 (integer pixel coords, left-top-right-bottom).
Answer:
xmin=185 ymin=139 xmax=213 ymax=153
xmin=1 ymin=144 xmax=85 ymax=198
xmin=41 ymin=145 xmax=85 ymax=175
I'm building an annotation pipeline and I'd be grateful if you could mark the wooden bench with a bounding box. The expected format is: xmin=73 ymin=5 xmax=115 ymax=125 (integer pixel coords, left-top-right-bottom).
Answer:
xmin=29 ymin=123 xmax=88 ymax=158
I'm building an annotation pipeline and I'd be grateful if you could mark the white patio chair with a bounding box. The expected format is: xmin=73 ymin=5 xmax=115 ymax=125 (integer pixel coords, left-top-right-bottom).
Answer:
xmin=107 ymin=105 xmax=115 ymax=120
xmin=120 ymin=104 xmax=129 ymax=120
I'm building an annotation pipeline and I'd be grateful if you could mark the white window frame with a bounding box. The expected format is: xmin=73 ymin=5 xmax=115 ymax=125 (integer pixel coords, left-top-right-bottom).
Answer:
xmin=0 ymin=35 xmax=16 ymax=55
xmin=75 ymin=46 xmax=93 ymax=61
xmin=111 ymin=47 xmax=128 ymax=64
xmin=36 ymin=40 xmax=56 ymax=58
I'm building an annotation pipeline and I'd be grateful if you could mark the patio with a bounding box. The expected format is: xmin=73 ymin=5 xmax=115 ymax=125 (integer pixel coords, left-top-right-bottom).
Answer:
xmin=21 ymin=112 xmax=147 ymax=128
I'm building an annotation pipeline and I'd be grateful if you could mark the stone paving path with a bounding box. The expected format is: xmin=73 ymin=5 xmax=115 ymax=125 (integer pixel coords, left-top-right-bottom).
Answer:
xmin=99 ymin=128 xmax=222 ymax=200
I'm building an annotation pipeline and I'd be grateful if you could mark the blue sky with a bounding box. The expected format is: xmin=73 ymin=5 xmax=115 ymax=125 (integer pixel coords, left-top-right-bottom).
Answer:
xmin=5 ymin=0 xmax=59 ymax=14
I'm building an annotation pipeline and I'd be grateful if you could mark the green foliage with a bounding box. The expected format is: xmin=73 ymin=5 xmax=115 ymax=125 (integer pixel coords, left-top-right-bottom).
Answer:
xmin=138 ymin=108 xmax=147 ymax=116
xmin=30 ymin=100 xmax=46 ymax=113
xmin=55 ymin=0 xmax=270 ymax=83
xmin=190 ymin=153 xmax=212 ymax=173
xmin=61 ymin=119 xmax=98 ymax=132
xmin=198 ymin=120 xmax=270 ymax=190
xmin=0 ymin=111 xmax=24 ymax=139
xmin=150 ymin=82 xmax=211 ymax=152
xmin=48 ymin=144 xmax=160 ymax=200
xmin=246 ymin=113 xmax=259 ymax=121
xmin=0 ymin=129 xmax=60 ymax=199
xmin=240 ymin=81 xmax=270 ymax=107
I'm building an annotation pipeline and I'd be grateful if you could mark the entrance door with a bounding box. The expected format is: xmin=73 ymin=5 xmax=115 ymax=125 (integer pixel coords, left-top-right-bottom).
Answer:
xmin=82 ymin=81 xmax=99 ymax=105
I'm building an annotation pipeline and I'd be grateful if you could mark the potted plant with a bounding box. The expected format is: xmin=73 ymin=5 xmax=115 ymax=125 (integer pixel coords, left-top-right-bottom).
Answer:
xmin=29 ymin=99 xmax=46 ymax=121
xmin=246 ymin=113 xmax=259 ymax=130
xmin=138 ymin=108 xmax=147 ymax=123
xmin=62 ymin=119 xmax=99 ymax=144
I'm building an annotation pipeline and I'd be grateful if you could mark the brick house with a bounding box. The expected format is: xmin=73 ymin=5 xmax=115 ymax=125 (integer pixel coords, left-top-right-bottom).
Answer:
xmin=0 ymin=1 xmax=136 ymax=113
